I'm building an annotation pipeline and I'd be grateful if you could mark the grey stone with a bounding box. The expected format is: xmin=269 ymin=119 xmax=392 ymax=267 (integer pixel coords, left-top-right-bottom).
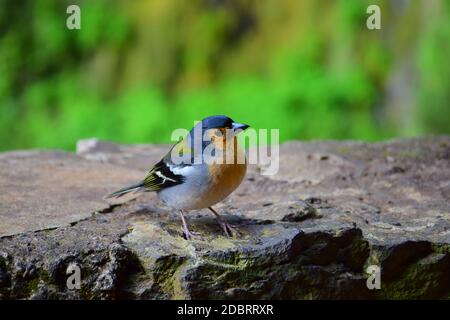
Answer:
xmin=0 ymin=150 xmax=143 ymax=237
xmin=0 ymin=137 xmax=449 ymax=299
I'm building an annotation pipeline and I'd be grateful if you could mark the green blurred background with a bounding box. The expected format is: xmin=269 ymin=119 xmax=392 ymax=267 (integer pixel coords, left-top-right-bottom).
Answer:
xmin=1 ymin=0 xmax=449 ymax=151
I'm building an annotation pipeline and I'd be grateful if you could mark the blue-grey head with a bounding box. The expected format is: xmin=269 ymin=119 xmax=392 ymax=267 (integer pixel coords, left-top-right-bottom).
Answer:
xmin=188 ymin=115 xmax=249 ymax=138
xmin=200 ymin=115 xmax=249 ymax=133
xmin=186 ymin=115 xmax=250 ymax=153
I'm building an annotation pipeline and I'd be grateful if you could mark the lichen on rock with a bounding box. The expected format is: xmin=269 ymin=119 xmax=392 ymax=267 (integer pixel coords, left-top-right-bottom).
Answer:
xmin=0 ymin=137 xmax=449 ymax=299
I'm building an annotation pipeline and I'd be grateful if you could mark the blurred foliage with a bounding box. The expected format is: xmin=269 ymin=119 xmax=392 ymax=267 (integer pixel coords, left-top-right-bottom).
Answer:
xmin=0 ymin=0 xmax=449 ymax=151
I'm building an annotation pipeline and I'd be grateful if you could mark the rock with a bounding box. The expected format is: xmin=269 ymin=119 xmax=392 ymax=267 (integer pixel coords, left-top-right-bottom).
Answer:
xmin=0 ymin=137 xmax=449 ymax=299
xmin=0 ymin=150 xmax=143 ymax=237
xmin=281 ymin=201 xmax=321 ymax=222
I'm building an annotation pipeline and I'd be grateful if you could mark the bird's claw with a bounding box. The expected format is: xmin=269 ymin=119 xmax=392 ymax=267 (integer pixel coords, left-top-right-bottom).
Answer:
xmin=219 ymin=221 xmax=237 ymax=237
xmin=182 ymin=228 xmax=202 ymax=240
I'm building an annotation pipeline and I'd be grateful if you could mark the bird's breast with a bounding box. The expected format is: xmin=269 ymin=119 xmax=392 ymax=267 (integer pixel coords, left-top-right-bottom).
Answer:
xmin=204 ymin=137 xmax=247 ymax=206
xmin=203 ymin=160 xmax=247 ymax=207
xmin=157 ymin=145 xmax=247 ymax=211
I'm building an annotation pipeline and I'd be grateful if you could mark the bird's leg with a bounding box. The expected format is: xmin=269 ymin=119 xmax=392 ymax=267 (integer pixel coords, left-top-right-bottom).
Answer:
xmin=179 ymin=210 xmax=201 ymax=240
xmin=208 ymin=207 xmax=235 ymax=237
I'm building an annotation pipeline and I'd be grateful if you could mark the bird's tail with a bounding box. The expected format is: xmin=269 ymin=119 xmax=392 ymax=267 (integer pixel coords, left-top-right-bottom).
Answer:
xmin=106 ymin=181 xmax=145 ymax=199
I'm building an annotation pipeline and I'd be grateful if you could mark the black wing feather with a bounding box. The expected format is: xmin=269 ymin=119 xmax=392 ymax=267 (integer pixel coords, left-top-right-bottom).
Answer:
xmin=143 ymin=159 xmax=185 ymax=192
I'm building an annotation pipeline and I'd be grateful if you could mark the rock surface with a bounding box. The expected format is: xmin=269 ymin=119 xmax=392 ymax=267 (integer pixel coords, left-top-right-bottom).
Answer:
xmin=1 ymin=137 xmax=450 ymax=299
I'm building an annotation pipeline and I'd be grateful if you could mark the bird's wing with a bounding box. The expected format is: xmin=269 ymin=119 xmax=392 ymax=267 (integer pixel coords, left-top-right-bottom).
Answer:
xmin=143 ymin=158 xmax=185 ymax=191
xmin=142 ymin=139 xmax=190 ymax=192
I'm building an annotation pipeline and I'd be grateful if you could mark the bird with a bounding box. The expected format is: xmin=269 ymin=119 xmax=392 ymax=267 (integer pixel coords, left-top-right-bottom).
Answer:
xmin=107 ymin=115 xmax=250 ymax=240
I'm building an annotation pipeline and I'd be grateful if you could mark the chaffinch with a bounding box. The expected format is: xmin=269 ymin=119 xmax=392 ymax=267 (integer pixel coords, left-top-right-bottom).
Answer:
xmin=107 ymin=115 xmax=250 ymax=239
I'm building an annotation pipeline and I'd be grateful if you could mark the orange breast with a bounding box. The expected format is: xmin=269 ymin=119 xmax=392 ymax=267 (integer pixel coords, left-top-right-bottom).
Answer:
xmin=202 ymin=136 xmax=247 ymax=207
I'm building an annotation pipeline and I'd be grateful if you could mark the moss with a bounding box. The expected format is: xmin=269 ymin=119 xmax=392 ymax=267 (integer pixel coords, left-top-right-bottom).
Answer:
xmin=151 ymin=255 xmax=189 ymax=299
xmin=208 ymin=237 xmax=236 ymax=250
xmin=380 ymin=266 xmax=439 ymax=299
xmin=378 ymin=252 xmax=450 ymax=299
xmin=17 ymin=269 xmax=50 ymax=298
xmin=336 ymin=147 xmax=351 ymax=155
xmin=363 ymin=246 xmax=382 ymax=270
xmin=169 ymin=262 xmax=189 ymax=300
xmin=260 ymin=227 xmax=280 ymax=238
xmin=395 ymin=149 xmax=422 ymax=160
xmin=23 ymin=278 xmax=40 ymax=296
xmin=432 ymin=243 xmax=450 ymax=255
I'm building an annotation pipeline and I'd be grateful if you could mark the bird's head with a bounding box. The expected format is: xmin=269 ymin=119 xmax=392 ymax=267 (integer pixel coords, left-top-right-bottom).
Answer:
xmin=177 ymin=115 xmax=250 ymax=159
xmin=177 ymin=115 xmax=250 ymax=163
xmin=197 ymin=115 xmax=249 ymax=139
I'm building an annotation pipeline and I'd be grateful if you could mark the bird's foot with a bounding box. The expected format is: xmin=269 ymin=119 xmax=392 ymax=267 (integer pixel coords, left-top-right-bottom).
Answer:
xmin=182 ymin=228 xmax=202 ymax=240
xmin=218 ymin=220 xmax=237 ymax=237
xmin=208 ymin=207 xmax=238 ymax=238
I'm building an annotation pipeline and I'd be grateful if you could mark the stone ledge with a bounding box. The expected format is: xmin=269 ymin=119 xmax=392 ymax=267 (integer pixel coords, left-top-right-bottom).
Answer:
xmin=0 ymin=137 xmax=449 ymax=299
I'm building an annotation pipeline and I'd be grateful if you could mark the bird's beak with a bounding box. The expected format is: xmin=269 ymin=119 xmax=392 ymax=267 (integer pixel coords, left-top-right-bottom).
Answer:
xmin=232 ymin=122 xmax=250 ymax=132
